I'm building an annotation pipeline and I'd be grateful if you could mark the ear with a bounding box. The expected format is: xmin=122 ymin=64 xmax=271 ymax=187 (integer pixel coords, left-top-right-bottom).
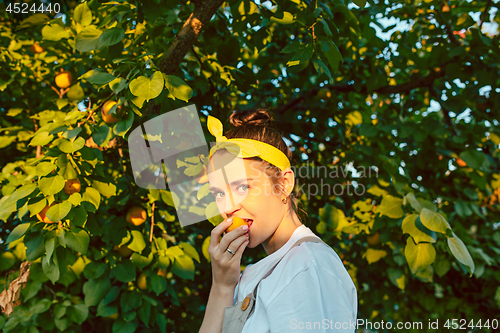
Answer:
xmin=280 ymin=167 xmax=295 ymax=196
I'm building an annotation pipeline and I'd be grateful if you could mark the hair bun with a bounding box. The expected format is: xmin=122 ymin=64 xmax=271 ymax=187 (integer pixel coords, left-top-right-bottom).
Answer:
xmin=229 ymin=109 xmax=275 ymax=128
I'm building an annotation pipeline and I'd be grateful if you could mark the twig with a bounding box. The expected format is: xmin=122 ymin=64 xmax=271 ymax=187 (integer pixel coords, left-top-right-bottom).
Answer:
xmin=479 ymin=0 xmax=493 ymax=30
xmin=150 ymin=202 xmax=156 ymax=243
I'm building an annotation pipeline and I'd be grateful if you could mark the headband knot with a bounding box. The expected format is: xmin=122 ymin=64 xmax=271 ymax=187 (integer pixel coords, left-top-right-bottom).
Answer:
xmin=206 ymin=115 xmax=290 ymax=171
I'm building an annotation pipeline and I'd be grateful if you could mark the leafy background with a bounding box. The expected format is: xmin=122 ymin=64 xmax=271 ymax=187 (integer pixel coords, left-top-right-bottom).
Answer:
xmin=1 ymin=0 xmax=500 ymax=332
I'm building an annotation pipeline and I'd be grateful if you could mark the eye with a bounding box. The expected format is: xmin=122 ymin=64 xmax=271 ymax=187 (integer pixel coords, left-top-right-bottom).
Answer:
xmin=211 ymin=184 xmax=249 ymax=200
xmin=237 ymin=184 xmax=249 ymax=193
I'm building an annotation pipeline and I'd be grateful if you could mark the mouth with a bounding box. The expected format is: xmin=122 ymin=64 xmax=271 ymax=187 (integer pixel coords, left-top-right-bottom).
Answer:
xmin=243 ymin=218 xmax=253 ymax=230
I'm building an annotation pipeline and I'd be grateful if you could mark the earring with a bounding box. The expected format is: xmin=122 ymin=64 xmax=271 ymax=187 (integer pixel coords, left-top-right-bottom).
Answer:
xmin=282 ymin=196 xmax=287 ymax=204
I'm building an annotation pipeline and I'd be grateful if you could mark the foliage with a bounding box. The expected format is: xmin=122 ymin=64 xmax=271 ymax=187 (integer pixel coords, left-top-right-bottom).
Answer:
xmin=1 ymin=0 xmax=500 ymax=332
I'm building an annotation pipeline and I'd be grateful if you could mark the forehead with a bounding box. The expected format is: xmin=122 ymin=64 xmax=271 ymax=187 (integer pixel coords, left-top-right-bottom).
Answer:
xmin=207 ymin=152 xmax=265 ymax=183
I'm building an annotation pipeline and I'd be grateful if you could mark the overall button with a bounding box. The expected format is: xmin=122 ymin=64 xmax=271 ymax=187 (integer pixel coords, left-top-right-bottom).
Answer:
xmin=241 ymin=296 xmax=251 ymax=311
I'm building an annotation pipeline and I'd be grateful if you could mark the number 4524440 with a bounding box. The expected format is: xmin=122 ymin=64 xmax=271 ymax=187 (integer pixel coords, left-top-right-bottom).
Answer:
xmin=444 ymin=319 xmax=499 ymax=330
xmin=6 ymin=2 xmax=61 ymax=14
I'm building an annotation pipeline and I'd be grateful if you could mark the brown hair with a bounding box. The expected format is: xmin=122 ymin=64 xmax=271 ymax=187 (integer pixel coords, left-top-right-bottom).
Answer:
xmin=215 ymin=109 xmax=310 ymax=226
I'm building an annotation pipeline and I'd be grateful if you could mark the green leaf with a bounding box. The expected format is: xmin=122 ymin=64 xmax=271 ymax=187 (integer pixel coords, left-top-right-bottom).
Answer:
xmin=286 ymin=44 xmax=313 ymax=67
xmin=36 ymin=162 xmax=56 ymax=177
xmin=112 ymin=319 xmax=139 ymax=333
xmin=0 ymin=136 xmax=16 ymax=148
xmin=75 ymin=25 xmax=103 ymax=52
xmin=270 ymin=11 xmax=295 ymax=24
xmin=129 ymin=72 xmax=164 ymax=101
xmin=39 ymin=175 xmax=65 ymax=196
xmin=387 ymin=268 xmax=406 ymax=290
xmin=99 ymin=28 xmax=125 ymax=47
xmin=29 ymin=132 xmax=54 ymax=146
xmin=0 ymin=252 xmax=16 ymax=271
xmin=42 ymin=24 xmax=70 ymax=41
xmin=42 ymin=250 xmax=60 ymax=283
xmin=131 ymin=251 xmax=153 ymax=269
xmin=363 ymin=248 xmax=387 ymax=264
xmin=150 ymin=275 xmax=167 ymax=295
xmin=74 ymin=2 xmax=93 ymax=26
xmin=160 ymin=190 xmax=180 ymax=207
xmin=171 ymin=253 xmax=195 ymax=280
xmin=109 ymin=77 xmax=128 ymax=94
xmin=404 ymin=237 xmax=436 ymax=274
xmin=447 ymin=232 xmax=475 ymax=275
xmin=80 ymin=69 xmax=116 ymax=85
xmin=58 ymin=137 xmax=85 ymax=153
xmin=67 ymin=82 xmax=85 ymax=101
xmin=163 ymin=75 xmax=193 ymax=102
xmin=83 ymin=277 xmax=111 ymax=307
xmin=46 ymin=201 xmax=72 ymax=222
xmin=205 ymin=201 xmax=223 ymax=226
xmin=420 ymin=208 xmax=451 ymax=234
xmin=67 ymin=304 xmax=89 ymax=324
xmin=25 ymin=232 xmax=46 ymax=261
xmin=92 ymin=125 xmax=112 ymax=146
xmin=367 ymin=184 xmax=388 ymax=197
xmin=402 ymin=214 xmax=436 ymax=243
xmin=127 ymin=230 xmax=146 ymax=253
xmin=92 ymin=180 xmax=117 ymax=197
xmin=6 ymin=223 xmax=30 ymax=244
xmin=64 ymin=228 xmax=90 ymax=254
xmin=112 ymin=261 xmax=136 ymax=283
xmin=375 ymin=194 xmax=404 ymax=219
xmin=178 ymin=242 xmax=200 ymax=263
xmin=4 ymin=183 xmax=37 ymax=206
xmin=17 ymin=13 xmax=50 ymax=30
xmin=113 ymin=110 xmax=134 ymax=137
xmin=320 ymin=40 xmax=343 ymax=72
xmin=434 ymin=256 xmax=451 ymax=277
xmin=352 ymin=0 xmax=367 ymax=8
xmin=82 ymin=187 xmax=101 ymax=210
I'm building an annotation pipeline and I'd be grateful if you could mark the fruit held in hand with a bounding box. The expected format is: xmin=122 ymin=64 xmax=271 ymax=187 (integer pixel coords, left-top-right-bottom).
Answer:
xmin=55 ymin=71 xmax=73 ymax=89
xmin=36 ymin=203 xmax=57 ymax=223
xmin=226 ymin=216 xmax=249 ymax=233
xmin=64 ymin=178 xmax=81 ymax=195
xmin=101 ymin=101 xmax=122 ymax=124
xmin=126 ymin=206 xmax=147 ymax=226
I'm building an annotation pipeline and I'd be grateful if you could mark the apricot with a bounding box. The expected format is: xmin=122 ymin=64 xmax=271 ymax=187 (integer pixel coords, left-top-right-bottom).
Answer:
xmin=101 ymin=101 xmax=122 ymax=124
xmin=126 ymin=206 xmax=147 ymax=226
xmin=64 ymin=178 xmax=81 ymax=195
xmin=55 ymin=71 xmax=72 ymax=89
xmin=36 ymin=203 xmax=57 ymax=223
xmin=226 ymin=216 xmax=249 ymax=233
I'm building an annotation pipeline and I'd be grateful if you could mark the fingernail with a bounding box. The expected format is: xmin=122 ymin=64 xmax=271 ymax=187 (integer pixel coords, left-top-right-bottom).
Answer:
xmin=242 ymin=225 xmax=248 ymax=231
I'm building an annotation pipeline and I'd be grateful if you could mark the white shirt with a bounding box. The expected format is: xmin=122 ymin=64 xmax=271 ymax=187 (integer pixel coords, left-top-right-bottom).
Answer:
xmin=233 ymin=225 xmax=357 ymax=333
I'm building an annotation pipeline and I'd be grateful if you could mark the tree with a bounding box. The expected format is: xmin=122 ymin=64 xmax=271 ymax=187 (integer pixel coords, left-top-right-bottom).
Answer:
xmin=1 ymin=0 xmax=500 ymax=332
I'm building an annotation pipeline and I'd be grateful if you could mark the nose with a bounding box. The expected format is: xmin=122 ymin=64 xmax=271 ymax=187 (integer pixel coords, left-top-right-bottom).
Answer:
xmin=220 ymin=195 xmax=241 ymax=220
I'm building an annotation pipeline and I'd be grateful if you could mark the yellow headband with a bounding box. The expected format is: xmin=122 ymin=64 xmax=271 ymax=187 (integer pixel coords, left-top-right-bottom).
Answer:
xmin=207 ymin=115 xmax=291 ymax=171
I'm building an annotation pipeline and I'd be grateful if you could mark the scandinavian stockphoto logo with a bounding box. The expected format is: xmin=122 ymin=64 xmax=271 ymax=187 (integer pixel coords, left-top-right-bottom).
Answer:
xmin=127 ymin=105 xmax=248 ymax=227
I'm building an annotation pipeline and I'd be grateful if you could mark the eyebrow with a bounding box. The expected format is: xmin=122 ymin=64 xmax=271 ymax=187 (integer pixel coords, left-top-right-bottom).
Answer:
xmin=209 ymin=178 xmax=253 ymax=192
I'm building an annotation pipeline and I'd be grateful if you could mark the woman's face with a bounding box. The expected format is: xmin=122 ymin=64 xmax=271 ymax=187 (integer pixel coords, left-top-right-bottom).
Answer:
xmin=207 ymin=152 xmax=286 ymax=248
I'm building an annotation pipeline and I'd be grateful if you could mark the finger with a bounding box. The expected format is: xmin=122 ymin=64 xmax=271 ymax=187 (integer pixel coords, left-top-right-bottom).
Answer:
xmin=219 ymin=225 xmax=249 ymax=254
xmin=230 ymin=236 xmax=249 ymax=262
xmin=210 ymin=218 xmax=233 ymax=248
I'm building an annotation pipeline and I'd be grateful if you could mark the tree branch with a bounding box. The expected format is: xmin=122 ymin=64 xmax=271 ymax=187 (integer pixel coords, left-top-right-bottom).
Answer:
xmin=479 ymin=0 xmax=493 ymax=30
xmin=146 ymin=0 xmax=225 ymax=114
xmin=275 ymin=67 xmax=446 ymax=115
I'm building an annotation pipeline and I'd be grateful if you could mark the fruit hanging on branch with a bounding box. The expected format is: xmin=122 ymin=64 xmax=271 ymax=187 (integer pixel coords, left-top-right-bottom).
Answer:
xmin=126 ymin=206 xmax=147 ymax=226
xmin=101 ymin=100 xmax=123 ymax=124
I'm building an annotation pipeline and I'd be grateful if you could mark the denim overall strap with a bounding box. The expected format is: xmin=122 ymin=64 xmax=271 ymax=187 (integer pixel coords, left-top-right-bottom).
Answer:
xmin=221 ymin=236 xmax=328 ymax=333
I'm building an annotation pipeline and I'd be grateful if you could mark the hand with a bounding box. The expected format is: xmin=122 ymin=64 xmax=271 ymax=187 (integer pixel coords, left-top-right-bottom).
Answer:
xmin=208 ymin=217 xmax=250 ymax=291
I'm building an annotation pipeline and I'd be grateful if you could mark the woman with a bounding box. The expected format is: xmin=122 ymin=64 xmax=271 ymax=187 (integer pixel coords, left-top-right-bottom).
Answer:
xmin=198 ymin=109 xmax=357 ymax=333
